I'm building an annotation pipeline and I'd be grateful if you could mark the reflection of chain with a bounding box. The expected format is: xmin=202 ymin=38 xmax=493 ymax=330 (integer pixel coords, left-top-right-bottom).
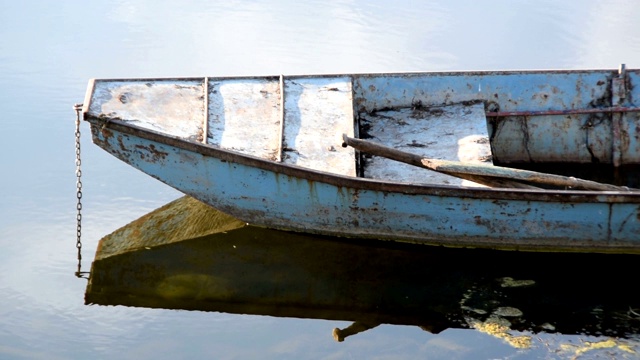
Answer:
xmin=73 ymin=104 xmax=88 ymax=279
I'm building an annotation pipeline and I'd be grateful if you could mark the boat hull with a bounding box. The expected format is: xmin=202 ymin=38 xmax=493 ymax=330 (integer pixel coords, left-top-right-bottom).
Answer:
xmin=89 ymin=122 xmax=640 ymax=253
xmin=82 ymin=69 xmax=640 ymax=253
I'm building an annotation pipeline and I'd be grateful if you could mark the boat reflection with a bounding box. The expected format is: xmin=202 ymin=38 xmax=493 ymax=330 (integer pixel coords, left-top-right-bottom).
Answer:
xmin=85 ymin=196 xmax=640 ymax=345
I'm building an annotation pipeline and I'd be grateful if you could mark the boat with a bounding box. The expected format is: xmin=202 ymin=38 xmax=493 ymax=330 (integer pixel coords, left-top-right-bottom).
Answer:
xmin=85 ymin=196 xmax=640 ymax=347
xmin=80 ymin=65 xmax=640 ymax=253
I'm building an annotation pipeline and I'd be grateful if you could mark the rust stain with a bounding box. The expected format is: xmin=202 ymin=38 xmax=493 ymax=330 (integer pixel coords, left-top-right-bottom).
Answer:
xmin=134 ymin=144 xmax=169 ymax=162
xmin=100 ymin=127 xmax=114 ymax=139
xmin=352 ymin=188 xmax=360 ymax=203
xmin=117 ymin=136 xmax=127 ymax=152
xmin=307 ymin=179 xmax=318 ymax=201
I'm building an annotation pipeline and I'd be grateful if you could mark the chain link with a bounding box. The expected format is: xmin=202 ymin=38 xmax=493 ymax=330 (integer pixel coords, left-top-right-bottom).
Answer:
xmin=74 ymin=104 xmax=89 ymax=279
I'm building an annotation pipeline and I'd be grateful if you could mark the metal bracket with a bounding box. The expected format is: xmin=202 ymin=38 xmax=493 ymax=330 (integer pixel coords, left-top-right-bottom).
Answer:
xmin=611 ymin=64 xmax=627 ymax=167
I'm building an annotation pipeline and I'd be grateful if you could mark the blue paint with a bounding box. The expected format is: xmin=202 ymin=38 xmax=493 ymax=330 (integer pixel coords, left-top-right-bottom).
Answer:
xmin=91 ymin=125 xmax=640 ymax=252
xmin=85 ymin=69 xmax=640 ymax=253
xmin=353 ymin=71 xmax=640 ymax=164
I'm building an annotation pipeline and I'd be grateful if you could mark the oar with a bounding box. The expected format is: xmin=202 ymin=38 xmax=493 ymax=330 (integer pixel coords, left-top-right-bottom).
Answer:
xmin=342 ymin=134 xmax=637 ymax=192
xmin=341 ymin=135 xmax=538 ymax=189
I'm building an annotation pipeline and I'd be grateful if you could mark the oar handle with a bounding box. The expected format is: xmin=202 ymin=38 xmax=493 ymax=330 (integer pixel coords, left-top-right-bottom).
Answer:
xmin=342 ymin=134 xmax=425 ymax=168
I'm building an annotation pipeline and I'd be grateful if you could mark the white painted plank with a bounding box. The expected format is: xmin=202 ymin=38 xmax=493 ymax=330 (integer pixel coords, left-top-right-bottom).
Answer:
xmin=207 ymin=79 xmax=282 ymax=160
xmin=89 ymin=80 xmax=205 ymax=141
xmin=360 ymin=102 xmax=491 ymax=186
xmin=282 ymin=77 xmax=356 ymax=176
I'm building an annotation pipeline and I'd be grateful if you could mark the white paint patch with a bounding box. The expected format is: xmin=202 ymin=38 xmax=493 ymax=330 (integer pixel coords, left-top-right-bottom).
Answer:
xmin=208 ymin=79 xmax=282 ymax=160
xmin=282 ymin=77 xmax=356 ymax=176
xmin=89 ymin=80 xmax=205 ymax=141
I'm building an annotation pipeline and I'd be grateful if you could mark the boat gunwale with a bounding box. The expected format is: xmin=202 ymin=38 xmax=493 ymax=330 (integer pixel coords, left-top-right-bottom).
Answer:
xmin=81 ymin=67 xmax=632 ymax=85
xmin=84 ymin=115 xmax=640 ymax=203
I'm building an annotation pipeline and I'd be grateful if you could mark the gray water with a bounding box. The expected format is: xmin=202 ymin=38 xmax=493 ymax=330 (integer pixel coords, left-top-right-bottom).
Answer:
xmin=1 ymin=1 xmax=640 ymax=359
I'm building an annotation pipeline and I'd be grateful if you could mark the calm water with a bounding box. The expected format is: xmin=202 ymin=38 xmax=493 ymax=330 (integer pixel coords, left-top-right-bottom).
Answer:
xmin=1 ymin=1 xmax=640 ymax=359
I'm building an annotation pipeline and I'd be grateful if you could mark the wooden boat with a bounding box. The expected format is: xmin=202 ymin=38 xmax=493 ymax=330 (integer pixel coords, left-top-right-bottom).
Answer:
xmin=85 ymin=196 xmax=640 ymax=345
xmin=81 ymin=66 xmax=640 ymax=253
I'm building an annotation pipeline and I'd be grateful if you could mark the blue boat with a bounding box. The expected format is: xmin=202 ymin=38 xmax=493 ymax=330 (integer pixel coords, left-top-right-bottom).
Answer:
xmin=80 ymin=66 xmax=640 ymax=253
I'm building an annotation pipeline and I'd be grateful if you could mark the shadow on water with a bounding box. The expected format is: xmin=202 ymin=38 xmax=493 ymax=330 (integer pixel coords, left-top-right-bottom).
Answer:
xmin=85 ymin=196 xmax=640 ymax=348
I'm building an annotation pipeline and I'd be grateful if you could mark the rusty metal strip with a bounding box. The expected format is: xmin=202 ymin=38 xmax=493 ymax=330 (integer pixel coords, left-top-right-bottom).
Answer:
xmin=486 ymin=106 xmax=639 ymax=117
xmin=277 ymin=74 xmax=285 ymax=162
xmin=350 ymin=75 xmax=361 ymax=176
xmin=203 ymin=77 xmax=209 ymax=144
xmin=612 ymin=113 xmax=623 ymax=167
xmin=611 ymin=65 xmax=627 ymax=167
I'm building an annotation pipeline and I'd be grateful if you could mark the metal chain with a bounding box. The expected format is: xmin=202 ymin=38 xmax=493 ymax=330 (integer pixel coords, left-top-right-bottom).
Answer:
xmin=73 ymin=104 xmax=89 ymax=279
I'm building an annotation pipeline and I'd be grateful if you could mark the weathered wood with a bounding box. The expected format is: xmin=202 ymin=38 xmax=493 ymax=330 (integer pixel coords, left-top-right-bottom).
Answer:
xmin=208 ymin=78 xmax=282 ymax=160
xmin=282 ymin=77 xmax=356 ymax=176
xmin=343 ymin=135 xmax=637 ymax=192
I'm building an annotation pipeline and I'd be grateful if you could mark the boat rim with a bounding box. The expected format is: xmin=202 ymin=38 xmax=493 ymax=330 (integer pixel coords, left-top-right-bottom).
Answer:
xmin=80 ymin=67 xmax=635 ymax=85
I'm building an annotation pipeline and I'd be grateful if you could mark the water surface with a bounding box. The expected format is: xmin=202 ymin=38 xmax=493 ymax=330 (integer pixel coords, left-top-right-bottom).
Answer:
xmin=1 ymin=1 xmax=640 ymax=359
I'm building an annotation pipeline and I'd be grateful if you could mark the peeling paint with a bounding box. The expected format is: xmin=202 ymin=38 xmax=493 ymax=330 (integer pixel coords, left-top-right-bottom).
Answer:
xmin=83 ymin=70 xmax=640 ymax=253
